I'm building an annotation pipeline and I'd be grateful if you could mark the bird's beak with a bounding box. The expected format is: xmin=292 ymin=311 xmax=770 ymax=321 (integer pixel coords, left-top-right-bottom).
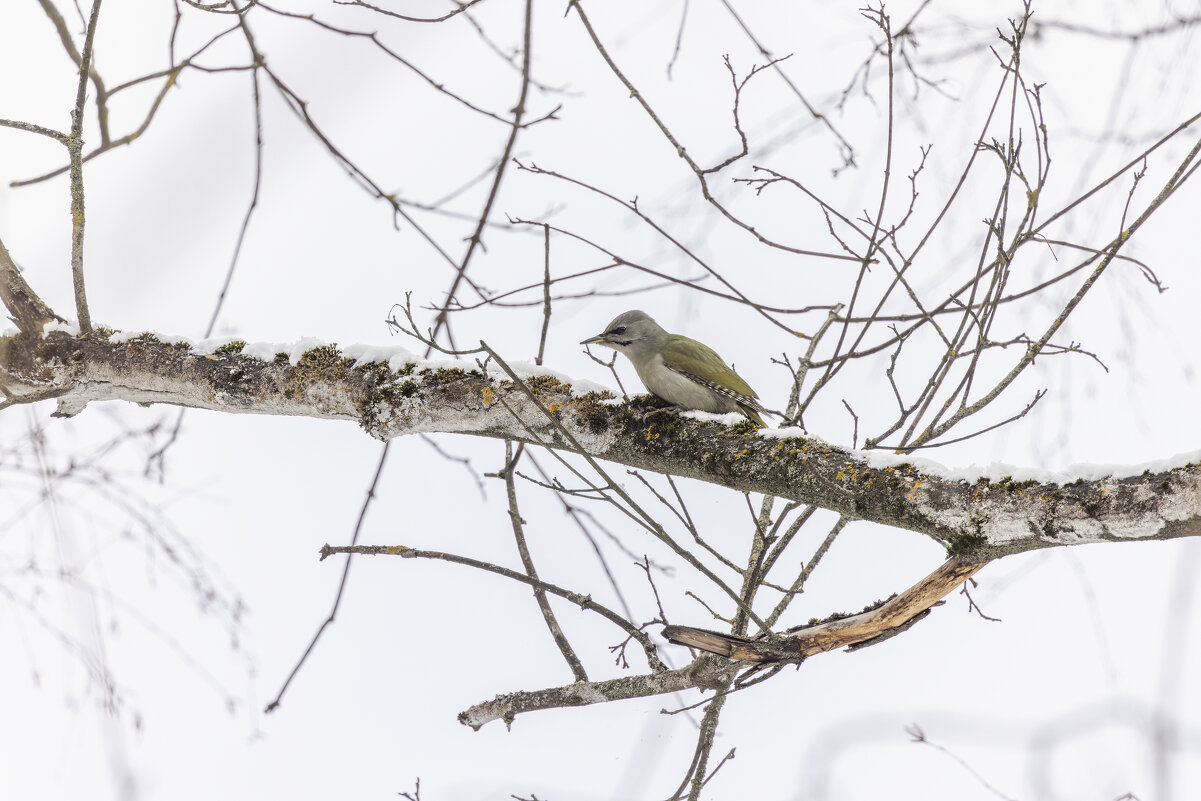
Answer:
xmin=580 ymin=333 xmax=606 ymax=346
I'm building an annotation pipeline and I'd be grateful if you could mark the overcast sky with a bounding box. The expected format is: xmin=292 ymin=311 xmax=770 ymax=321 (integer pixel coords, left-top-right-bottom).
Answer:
xmin=3 ymin=1 xmax=1201 ymax=799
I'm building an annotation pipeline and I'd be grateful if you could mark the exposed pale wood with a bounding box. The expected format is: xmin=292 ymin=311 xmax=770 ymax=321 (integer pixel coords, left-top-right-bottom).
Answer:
xmin=0 ymin=237 xmax=63 ymax=334
xmin=663 ymin=556 xmax=989 ymax=663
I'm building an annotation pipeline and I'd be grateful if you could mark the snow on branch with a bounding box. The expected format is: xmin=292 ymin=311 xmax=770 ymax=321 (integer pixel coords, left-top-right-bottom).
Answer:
xmin=1 ymin=328 xmax=1199 ymax=559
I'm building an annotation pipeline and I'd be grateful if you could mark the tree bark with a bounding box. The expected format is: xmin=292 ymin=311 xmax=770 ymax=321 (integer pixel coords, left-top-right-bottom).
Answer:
xmin=0 ymin=237 xmax=63 ymax=335
xmin=2 ymin=329 xmax=1199 ymax=560
xmin=663 ymin=555 xmax=989 ymax=663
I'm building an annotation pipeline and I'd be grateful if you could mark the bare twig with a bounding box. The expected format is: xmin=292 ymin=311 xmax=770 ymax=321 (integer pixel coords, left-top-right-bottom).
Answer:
xmin=427 ymin=0 xmax=537 ymax=347
xmin=500 ymin=441 xmax=588 ymax=682
xmin=337 ymin=0 xmax=488 ymax=24
xmin=458 ymin=654 xmax=730 ymax=729
xmin=67 ymin=0 xmax=104 ymax=333
xmin=322 ymin=542 xmax=665 ymax=673
xmin=908 ymin=725 xmax=1018 ymax=801
xmin=536 ymin=225 xmax=552 ymax=365
xmin=265 ymin=444 xmax=391 ymax=712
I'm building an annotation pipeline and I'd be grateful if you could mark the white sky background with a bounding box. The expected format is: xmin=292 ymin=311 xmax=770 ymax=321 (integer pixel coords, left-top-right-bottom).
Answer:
xmin=2 ymin=1 xmax=1201 ymax=799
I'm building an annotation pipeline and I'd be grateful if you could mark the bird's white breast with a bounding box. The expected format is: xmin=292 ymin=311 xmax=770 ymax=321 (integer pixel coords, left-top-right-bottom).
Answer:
xmin=635 ymin=353 xmax=741 ymax=414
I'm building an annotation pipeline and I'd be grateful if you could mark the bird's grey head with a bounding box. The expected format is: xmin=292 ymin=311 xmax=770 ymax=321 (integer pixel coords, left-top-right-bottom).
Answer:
xmin=580 ymin=310 xmax=667 ymax=361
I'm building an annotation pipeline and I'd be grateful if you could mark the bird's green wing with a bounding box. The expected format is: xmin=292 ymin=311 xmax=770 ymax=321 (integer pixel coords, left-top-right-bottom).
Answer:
xmin=662 ymin=335 xmax=759 ymax=399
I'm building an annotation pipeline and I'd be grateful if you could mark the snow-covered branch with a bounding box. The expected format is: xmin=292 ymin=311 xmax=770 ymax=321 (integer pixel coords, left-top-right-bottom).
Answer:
xmin=2 ymin=329 xmax=1199 ymax=559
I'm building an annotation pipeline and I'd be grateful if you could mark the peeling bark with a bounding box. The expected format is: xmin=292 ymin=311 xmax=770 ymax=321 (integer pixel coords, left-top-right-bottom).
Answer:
xmin=0 ymin=237 xmax=64 ymax=335
xmin=2 ymin=330 xmax=1199 ymax=560
xmin=663 ymin=556 xmax=989 ymax=663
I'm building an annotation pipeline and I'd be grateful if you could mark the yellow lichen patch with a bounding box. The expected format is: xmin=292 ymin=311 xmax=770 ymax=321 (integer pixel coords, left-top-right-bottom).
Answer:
xmin=481 ymin=386 xmax=496 ymax=406
xmin=645 ymin=427 xmax=660 ymax=441
xmin=547 ymin=402 xmax=562 ymax=413
xmin=733 ymin=448 xmax=750 ymax=460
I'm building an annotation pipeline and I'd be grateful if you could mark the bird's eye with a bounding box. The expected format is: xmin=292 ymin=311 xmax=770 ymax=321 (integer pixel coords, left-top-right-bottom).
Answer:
xmin=610 ymin=326 xmax=626 ymax=335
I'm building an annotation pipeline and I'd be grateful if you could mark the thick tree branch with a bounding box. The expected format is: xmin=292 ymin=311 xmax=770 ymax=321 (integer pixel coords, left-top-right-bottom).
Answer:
xmin=1 ymin=330 xmax=1199 ymax=560
xmin=0 ymin=237 xmax=64 ymax=334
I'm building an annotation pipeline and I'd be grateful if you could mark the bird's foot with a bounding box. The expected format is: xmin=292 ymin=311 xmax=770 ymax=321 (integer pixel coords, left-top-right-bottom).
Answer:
xmin=639 ymin=404 xmax=684 ymax=424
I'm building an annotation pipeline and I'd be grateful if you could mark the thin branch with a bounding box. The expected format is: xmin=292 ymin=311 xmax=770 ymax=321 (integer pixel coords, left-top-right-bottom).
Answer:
xmin=672 ymin=671 xmax=735 ymax=801
xmin=36 ymin=0 xmax=110 ymax=142
xmin=458 ymin=654 xmax=730 ymax=729
xmin=527 ymin=453 xmax=640 ymax=624
xmin=764 ymin=515 xmax=846 ymax=629
xmin=0 ymin=118 xmax=68 ymax=143
xmin=265 ymin=443 xmax=391 ymax=712
xmin=337 ymin=0 xmax=489 ymax=24
xmin=535 ymin=225 xmax=552 ymax=365
xmin=322 ymin=542 xmax=665 ymax=673
xmin=908 ymin=725 xmax=1018 ymax=801
xmin=67 ymin=0 xmax=104 ymax=333
xmin=427 ymin=0 xmax=536 ymax=347
xmin=500 ymin=441 xmax=588 ymax=682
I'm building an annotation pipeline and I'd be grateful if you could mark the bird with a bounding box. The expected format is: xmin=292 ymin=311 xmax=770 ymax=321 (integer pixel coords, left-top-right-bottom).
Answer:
xmin=580 ymin=309 xmax=770 ymax=427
